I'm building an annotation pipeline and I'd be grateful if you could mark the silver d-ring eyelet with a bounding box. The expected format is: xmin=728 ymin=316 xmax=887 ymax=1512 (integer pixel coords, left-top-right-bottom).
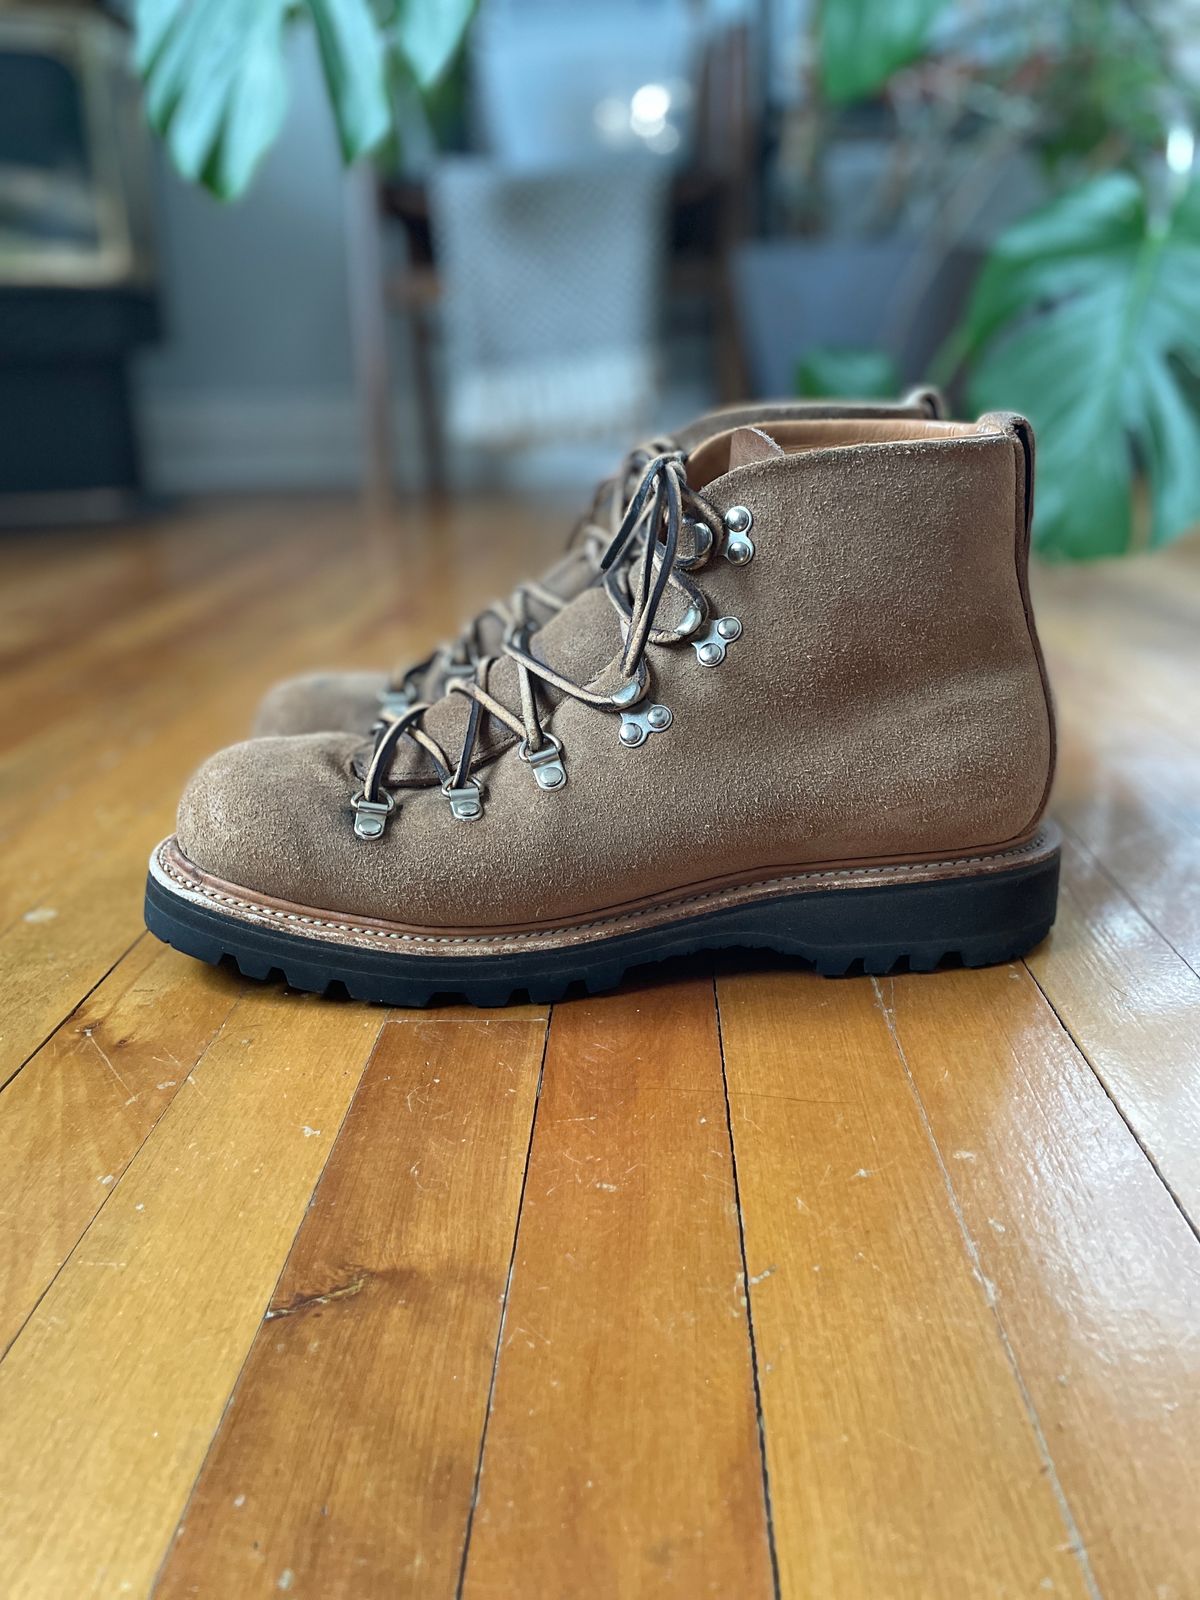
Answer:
xmin=441 ymin=776 xmax=484 ymax=821
xmin=679 ymin=602 xmax=705 ymax=637
xmin=351 ymin=789 xmax=395 ymax=840
xmin=680 ymin=517 xmax=713 ymax=568
xmin=610 ymin=667 xmax=648 ymax=708
xmin=518 ymin=732 xmax=567 ymax=790
xmin=378 ymin=689 xmax=413 ymax=717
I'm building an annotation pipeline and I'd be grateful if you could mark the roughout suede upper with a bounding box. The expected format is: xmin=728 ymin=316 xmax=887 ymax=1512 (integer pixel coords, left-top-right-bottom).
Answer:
xmin=250 ymin=390 xmax=946 ymax=739
xmin=178 ymin=413 xmax=1054 ymax=930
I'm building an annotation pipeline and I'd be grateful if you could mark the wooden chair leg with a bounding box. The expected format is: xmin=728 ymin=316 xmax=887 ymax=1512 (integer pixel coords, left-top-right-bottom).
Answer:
xmin=409 ymin=306 xmax=446 ymax=498
xmin=344 ymin=166 xmax=394 ymax=516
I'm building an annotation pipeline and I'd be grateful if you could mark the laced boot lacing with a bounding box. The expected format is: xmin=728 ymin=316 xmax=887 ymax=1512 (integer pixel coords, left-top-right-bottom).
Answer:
xmin=351 ymin=452 xmax=730 ymax=839
xmin=381 ymin=437 xmax=676 ymax=710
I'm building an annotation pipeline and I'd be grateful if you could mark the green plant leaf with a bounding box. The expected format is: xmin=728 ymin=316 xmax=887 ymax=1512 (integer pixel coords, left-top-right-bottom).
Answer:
xmin=308 ymin=0 xmax=392 ymax=163
xmin=795 ymin=346 xmax=900 ymax=399
xmin=392 ymin=0 xmax=476 ymax=90
xmin=136 ymin=0 xmax=293 ymax=198
xmin=818 ymin=0 xmax=948 ymax=104
xmin=136 ymin=0 xmax=396 ymax=198
xmin=965 ymin=172 xmax=1200 ymax=558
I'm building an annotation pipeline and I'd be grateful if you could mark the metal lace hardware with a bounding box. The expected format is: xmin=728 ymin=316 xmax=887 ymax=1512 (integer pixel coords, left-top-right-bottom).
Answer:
xmin=351 ymin=789 xmax=395 ymax=840
xmin=518 ymin=732 xmax=567 ymax=790
xmin=693 ymin=616 xmax=742 ymax=667
xmin=441 ymin=776 xmax=485 ymax=821
xmin=618 ymin=703 xmax=672 ymax=747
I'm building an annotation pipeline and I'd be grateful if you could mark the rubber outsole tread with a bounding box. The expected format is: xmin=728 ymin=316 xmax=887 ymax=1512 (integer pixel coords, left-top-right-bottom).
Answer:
xmin=145 ymin=847 xmax=1060 ymax=1008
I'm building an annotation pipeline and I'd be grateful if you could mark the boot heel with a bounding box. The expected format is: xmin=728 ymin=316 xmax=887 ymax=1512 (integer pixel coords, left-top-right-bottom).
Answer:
xmin=746 ymin=847 xmax=1061 ymax=976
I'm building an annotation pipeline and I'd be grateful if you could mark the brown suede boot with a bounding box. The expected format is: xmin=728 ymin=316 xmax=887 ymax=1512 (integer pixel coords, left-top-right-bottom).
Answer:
xmin=252 ymin=390 xmax=946 ymax=738
xmin=147 ymin=411 xmax=1058 ymax=1005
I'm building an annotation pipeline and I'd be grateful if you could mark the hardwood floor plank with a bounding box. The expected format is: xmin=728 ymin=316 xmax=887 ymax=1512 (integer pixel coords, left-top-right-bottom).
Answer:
xmin=0 ymin=938 xmax=243 ymax=1354
xmin=878 ymin=964 xmax=1200 ymax=1600
xmin=717 ymin=969 xmax=1092 ymax=1600
xmin=0 ymin=987 xmax=383 ymax=1600
xmin=155 ymin=1006 xmax=547 ymax=1600
xmin=0 ymin=521 xmax=341 ymax=753
xmin=0 ymin=504 xmax=1194 ymax=1600
xmin=0 ymin=554 xmax=373 ymax=831
xmin=460 ymin=977 xmax=776 ymax=1600
xmin=0 ymin=584 xmax=394 ymax=1088
xmin=1040 ymin=566 xmax=1200 ymax=974
xmin=1054 ymin=761 xmax=1200 ymax=977
xmin=1028 ymin=831 xmax=1200 ymax=1223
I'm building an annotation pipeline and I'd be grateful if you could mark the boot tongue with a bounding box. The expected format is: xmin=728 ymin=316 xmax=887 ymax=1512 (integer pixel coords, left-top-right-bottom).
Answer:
xmin=378 ymin=585 xmax=618 ymax=786
xmin=688 ymin=423 xmax=785 ymax=487
xmin=727 ymin=425 xmax=785 ymax=471
xmin=377 ymin=431 xmax=784 ymax=787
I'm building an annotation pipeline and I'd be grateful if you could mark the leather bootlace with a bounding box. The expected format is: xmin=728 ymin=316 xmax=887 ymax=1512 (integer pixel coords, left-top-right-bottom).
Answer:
xmin=353 ymin=451 xmax=721 ymax=836
xmin=383 ymin=437 xmax=676 ymax=703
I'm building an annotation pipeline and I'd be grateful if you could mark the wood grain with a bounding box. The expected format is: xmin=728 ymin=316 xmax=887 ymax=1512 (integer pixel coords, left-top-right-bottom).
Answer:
xmin=0 ymin=574 xmax=386 ymax=1089
xmin=0 ymin=986 xmax=383 ymax=1600
xmin=0 ymin=504 xmax=1197 ymax=1598
xmin=717 ymin=968 xmax=1092 ymax=1600
xmin=1028 ymin=830 xmax=1200 ymax=1224
xmin=879 ymin=964 xmax=1200 ymax=1600
xmin=0 ymin=938 xmax=243 ymax=1353
xmin=156 ymin=1007 xmax=547 ymax=1600
xmin=461 ymin=977 xmax=776 ymax=1600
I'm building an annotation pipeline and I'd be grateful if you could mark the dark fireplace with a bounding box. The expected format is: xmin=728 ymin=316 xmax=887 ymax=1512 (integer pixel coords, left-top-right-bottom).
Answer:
xmin=0 ymin=4 xmax=158 ymax=525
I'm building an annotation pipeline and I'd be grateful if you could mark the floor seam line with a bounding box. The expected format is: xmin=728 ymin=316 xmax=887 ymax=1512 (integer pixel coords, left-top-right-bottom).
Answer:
xmin=0 ymin=976 xmax=250 ymax=1364
xmin=145 ymin=1007 xmax=390 ymax=1595
xmin=0 ymin=930 xmax=147 ymax=1097
xmin=454 ymin=1010 xmax=551 ymax=1599
xmin=871 ymin=976 xmax=1104 ymax=1600
xmin=713 ymin=973 xmax=783 ymax=1600
xmin=1058 ymin=817 xmax=1200 ymax=982
xmin=1021 ymin=958 xmax=1200 ymax=1245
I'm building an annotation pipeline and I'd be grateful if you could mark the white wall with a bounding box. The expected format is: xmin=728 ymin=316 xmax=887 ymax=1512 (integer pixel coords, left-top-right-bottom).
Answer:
xmin=135 ymin=31 xmax=368 ymax=493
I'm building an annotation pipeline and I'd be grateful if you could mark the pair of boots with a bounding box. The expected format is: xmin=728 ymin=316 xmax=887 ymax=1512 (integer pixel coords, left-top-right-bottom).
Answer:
xmin=145 ymin=389 xmax=1058 ymax=1005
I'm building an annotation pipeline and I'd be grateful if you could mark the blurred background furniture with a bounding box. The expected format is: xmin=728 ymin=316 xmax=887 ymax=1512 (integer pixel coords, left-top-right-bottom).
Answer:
xmin=375 ymin=13 xmax=758 ymax=494
xmin=0 ymin=3 xmax=158 ymax=527
xmin=429 ymin=160 xmax=670 ymax=449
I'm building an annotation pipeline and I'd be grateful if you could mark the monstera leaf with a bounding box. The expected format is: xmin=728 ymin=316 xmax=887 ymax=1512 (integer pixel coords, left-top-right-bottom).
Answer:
xmin=965 ymin=172 xmax=1200 ymax=558
xmin=818 ymin=0 xmax=949 ymax=104
xmin=307 ymin=0 xmax=393 ymax=162
xmin=391 ymin=0 xmax=473 ymax=88
xmin=796 ymin=347 xmax=900 ymax=399
xmin=135 ymin=0 xmax=475 ymax=198
xmin=136 ymin=0 xmax=295 ymax=196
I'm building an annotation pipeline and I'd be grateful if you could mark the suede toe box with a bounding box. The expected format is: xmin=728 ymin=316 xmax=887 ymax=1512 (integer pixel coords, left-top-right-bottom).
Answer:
xmin=176 ymin=734 xmax=369 ymax=905
xmin=251 ymin=671 xmax=389 ymax=738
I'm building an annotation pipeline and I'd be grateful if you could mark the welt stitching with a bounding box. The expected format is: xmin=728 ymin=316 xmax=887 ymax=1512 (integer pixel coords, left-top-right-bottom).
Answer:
xmin=157 ymin=832 xmax=1048 ymax=950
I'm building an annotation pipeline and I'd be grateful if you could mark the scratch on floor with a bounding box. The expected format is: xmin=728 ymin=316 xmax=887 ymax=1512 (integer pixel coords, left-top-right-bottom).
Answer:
xmin=266 ymin=1274 xmax=368 ymax=1320
xmin=82 ymin=1027 xmax=132 ymax=1097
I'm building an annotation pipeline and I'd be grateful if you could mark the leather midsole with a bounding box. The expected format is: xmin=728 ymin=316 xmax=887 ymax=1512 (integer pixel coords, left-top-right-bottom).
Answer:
xmin=149 ymin=826 xmax=1061 ymax=961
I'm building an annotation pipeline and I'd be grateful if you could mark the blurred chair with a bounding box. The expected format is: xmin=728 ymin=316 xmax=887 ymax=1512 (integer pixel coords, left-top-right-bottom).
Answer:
xmin=367 ymin=18 xmax=757 ymax=495
xmin=430 ymin=160 xmax=669 ymax=453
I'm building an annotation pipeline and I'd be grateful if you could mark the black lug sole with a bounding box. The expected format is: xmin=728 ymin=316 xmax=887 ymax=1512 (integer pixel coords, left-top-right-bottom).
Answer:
xmin=144 ymin=846 xmax=1059 ymax=1008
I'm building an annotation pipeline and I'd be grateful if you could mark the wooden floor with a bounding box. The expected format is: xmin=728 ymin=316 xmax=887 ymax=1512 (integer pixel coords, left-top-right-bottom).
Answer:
xmin=1 ymin=495 xmax=1198 ymax=1599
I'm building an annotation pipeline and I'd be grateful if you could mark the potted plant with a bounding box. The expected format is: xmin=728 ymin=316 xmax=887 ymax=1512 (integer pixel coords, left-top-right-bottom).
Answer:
xmin=133 ymin=0 xmax=1200 ymax=558
xmin=748 ymin=0 xmax=1200 ymax=558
